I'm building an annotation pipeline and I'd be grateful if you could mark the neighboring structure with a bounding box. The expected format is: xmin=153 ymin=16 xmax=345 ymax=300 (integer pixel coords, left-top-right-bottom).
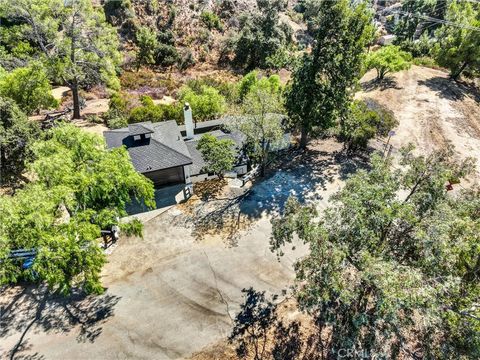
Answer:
xmin=378 ymin=34 xmax=396 ymax=46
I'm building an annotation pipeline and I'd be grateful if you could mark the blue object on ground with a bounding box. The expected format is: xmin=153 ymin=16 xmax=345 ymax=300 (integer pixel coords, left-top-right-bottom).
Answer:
xmin=22 ymin=257 xmax=35 ymax=269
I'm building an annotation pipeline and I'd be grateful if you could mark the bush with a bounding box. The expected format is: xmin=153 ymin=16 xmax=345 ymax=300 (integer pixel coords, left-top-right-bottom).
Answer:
xmin=158 ymin=103 xmax=182 ymax=122
xmin=85 ymin=114 xmax=103 ymax=124
xmin=105 ymin=92 xmax=130 ymax=120
xmin=412 ymin=56 xmax=439 ymax=69
xmin=0 ymin=62 xmax=58 ymax=115
xmin=107 ymin=116 xmax=128 ymax=129
xmin=340 ymin=99 xmax=398 ymax=152
xmin=127 ymin=96 xmax=183 ymax=124
xmin=177 ymin=49 xmax=196 ymax=71
xmin=156 ymin=43 xmax=179 ymax=68
xmin=129 ymin=104 xmax=164 ymax=123
xmin=397 ymin=34 xmax=432 ymax=58
xmin=200 ymin=11 xmax=222 ymax=31
xmin=178 ymin=85 xmax=226 ymax=121
xmin=238 ymin=71 xmax=282 ymax=101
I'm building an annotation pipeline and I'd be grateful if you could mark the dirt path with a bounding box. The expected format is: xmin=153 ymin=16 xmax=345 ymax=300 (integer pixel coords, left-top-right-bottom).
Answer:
xmin=358 ymin=65 xmax=480 ymax=176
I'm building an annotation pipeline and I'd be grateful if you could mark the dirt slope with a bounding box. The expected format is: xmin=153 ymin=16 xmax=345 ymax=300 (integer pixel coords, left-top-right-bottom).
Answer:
xmin=358 ymin=65 xmax=480 ymax=178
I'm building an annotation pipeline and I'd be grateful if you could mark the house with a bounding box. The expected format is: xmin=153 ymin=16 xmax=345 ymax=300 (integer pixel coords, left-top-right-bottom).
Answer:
xmin=104 ymin=121 xmax=193 ymax=187
xmin=103 ymin=104 xmax=248 ymax=191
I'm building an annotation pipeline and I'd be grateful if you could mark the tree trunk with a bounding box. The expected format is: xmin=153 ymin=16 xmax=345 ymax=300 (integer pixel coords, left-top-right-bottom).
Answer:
xmin=299 ymin=125 xmax=308 ymax=149
xmin=71 ymin=78 xmax=81 ymax=119
xmin=451 ymin=61 xmax=468 ymax=81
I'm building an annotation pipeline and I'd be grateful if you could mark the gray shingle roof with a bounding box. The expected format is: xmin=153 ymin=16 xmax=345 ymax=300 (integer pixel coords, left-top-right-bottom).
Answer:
xmin=104 ymin=121 xmax=192 ymax=173
xmin=128 ymin=122 xmax=155 ymax=136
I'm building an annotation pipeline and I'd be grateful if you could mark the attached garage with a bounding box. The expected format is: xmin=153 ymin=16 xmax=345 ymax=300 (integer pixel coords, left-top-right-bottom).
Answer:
xmin=144 ymin=166 xmax=185 ymax=187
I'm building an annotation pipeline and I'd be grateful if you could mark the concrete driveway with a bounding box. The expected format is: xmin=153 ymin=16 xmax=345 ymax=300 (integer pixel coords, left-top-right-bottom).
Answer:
xmin=0 ymin=139 xmax=360 ymax=360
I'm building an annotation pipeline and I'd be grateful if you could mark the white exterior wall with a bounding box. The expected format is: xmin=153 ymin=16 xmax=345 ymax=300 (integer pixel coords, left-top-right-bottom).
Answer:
xmin=183 ymin=165 xmax=192 ymax=184
xmin=191 ymin=173 xmax=218 ymax=183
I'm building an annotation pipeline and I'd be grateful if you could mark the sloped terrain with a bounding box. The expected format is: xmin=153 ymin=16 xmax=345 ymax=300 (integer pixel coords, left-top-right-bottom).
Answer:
xmin=358 ymin=65 xmax=480 ymax=178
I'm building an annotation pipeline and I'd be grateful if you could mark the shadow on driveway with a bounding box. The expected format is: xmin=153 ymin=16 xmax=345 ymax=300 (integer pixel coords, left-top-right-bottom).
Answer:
xmin=0 ymin=285 xmax=120 ymax=360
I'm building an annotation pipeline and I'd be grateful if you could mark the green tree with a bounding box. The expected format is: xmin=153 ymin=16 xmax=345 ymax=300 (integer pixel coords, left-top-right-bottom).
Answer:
xmin=2 ymin=0 xmax=122 ymax=119
xmin=135 ymin=26 xmax=158 ymax=70
xmin=232 ymin=0 xmax=292 ymax=69
xmin=393 ymin=0 xmax=448 ymax=41
xmin=0 ymin=62 xmax=58 ymax=115
xmin=340 ymin=99 xmax=398 ymax=152
xmin=179 ymin=85 xmax=226 ymax=121
xmin=237 ymin=71 xmax=282 ymax=102
xmin=232 ymin=87 xmax=285 ymax=177
xmin=285 ymin=0 xmax=375 ymax=148
xmin=271 ymin=148 xmax=479 ymax=358
xmin=434 ymin=0 xmax=480 ymax=80
xmin=197 ymin=134 xmax=236 ymax=177
xmin=0 ymin=124 xmax=155 ymax=294
xmin=0 ymin=97 xmax=40 ymax=185
xmin=365 ymin=45 xmax=412 ymax=80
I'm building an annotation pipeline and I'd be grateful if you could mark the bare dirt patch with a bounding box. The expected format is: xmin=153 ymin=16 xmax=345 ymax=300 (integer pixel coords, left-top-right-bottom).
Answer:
xmin=358 ymin=66 xmax=480 ymax=177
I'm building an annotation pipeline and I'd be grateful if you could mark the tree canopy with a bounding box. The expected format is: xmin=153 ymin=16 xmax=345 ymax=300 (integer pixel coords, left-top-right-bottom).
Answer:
xmin=271 ymin=148 xmax=479 ymax=358
xmin=0 ymin=97 xmax=40 ymax=185
xmin=0 ymin=62 xmax=58 ymax=115
xmin=365 ymin=45 xmax=412 ymax=80
xmin=285 ymin=0 xmax=375 ymax=148
xmin=1 ymin=0 xmax=122 ymax=118
xmin=434 ymin=0 xmax=480 ymax=80
xmin=197 ymin=134 xmax=236 ymax=177
xmin=231 ymin=0 xmax=292 ymax=70
xmin=232 ymin=86 xmax=285 ymax=177
xmin=0 ymin=124 xmax=154 ymax=294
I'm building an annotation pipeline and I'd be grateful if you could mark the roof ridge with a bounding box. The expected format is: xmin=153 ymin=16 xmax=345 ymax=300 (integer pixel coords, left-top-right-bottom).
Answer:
xmin=150 ymin=137 xmax=192 ymax=162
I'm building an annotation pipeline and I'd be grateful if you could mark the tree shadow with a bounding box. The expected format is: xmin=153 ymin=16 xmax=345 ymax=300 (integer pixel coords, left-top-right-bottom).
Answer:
xmin=229 ymin=288 xmax=328 ymax=360
xmin=174 ymin=143 xmax=370 ymax=245
xmin=361 ymin=77 xmax=403 ymax=92
xmin=0 ymin=285 xmax=120 ymax=359
xmin=418 ymin=77 xmax=480 ymax=103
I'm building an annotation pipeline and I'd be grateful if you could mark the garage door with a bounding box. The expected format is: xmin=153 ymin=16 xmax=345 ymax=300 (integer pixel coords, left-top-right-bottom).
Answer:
xmin=145 ymin=167 xmax=184 ymax=187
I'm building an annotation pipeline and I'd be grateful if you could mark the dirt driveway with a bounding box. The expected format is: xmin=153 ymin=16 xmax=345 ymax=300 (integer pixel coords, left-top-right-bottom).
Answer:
xmin=0 ymin=140 xmax=354 ymax=360
xmin=358 ymin=66 xmax=480 ymax=175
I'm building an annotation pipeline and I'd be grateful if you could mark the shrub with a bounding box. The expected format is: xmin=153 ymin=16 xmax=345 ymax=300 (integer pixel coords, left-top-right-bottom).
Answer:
xmin=340 ymin=99 xmax=398 ymax=152
xmin=200 ymin=11 xmax=222 ymax=31
xmin=177 ymin=49 xmax=196 ymax=71
xmin=85 ymin=114 xmax=103 ymax=124
xmin=412 ymin=56 xmax=440 ymax=69
xmin=158 ymin=103 xmax=182 ymax=122
xmin=0 ymin=62 xmax=58 ymax=115
xmin=107 ymin=116 xmax=128 ymax=129
xmin=178 ymin=85 xmax=226 ymax=121
xmin=129 ymin=104 xmax=164 ymax=123
xmin=105 ymin=92 xmax=130 ymax=120
xmin=156 ymin=43 xmax=179 ymax=68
